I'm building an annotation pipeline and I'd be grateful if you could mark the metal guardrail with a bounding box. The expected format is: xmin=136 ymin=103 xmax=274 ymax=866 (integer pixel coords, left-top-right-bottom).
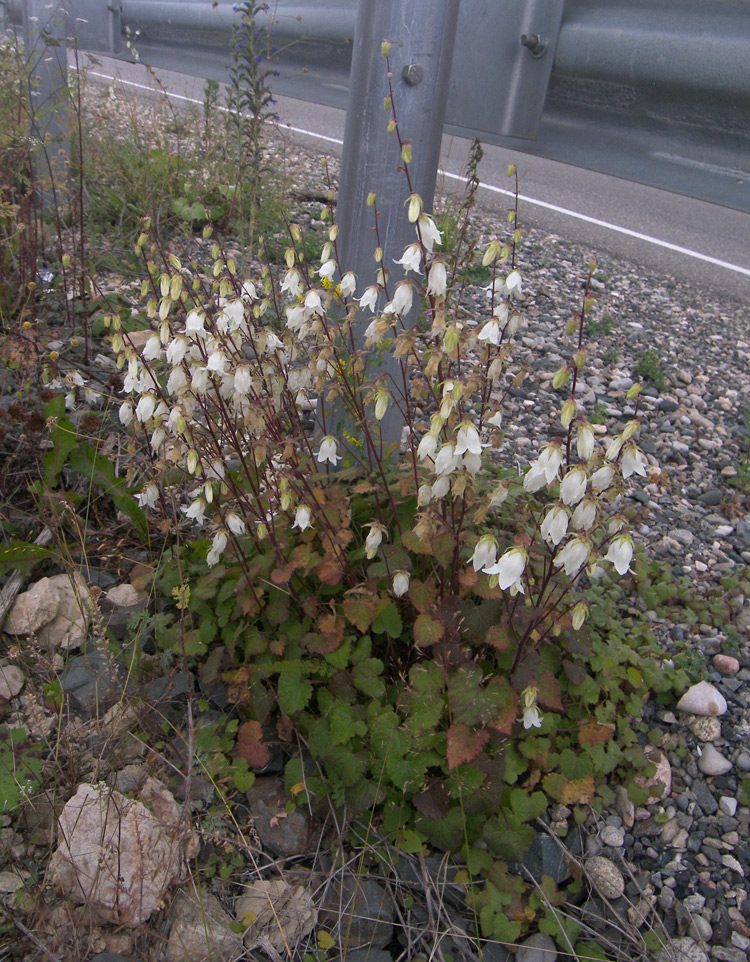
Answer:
xmin=4 ymin=0 xmax=750 ymax=213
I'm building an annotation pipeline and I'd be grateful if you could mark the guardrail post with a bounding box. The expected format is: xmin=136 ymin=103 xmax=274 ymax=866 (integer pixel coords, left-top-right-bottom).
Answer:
xmin=23 ymin=0 xmax=70 ymax=214
xmin=330 ymin=0 xmax=461 ymax=450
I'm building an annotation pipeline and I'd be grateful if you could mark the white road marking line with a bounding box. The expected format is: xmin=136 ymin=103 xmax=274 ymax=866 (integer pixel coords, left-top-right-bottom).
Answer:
xmin=88 ymin=71 xmax=750 ymax=279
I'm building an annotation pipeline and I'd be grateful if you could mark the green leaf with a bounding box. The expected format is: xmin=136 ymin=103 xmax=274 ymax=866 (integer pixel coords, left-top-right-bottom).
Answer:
xmin=0 ymin=727 xmax=43 ymax=814
xmin=0 ymin=541 xmax=54 ymax=579
xmin=509 ymin=788 xmax=548 ymax=822
xmin=372 ymin=602 xmax=402 ymax=638
xmin=42 ymin=399 xmax=78 ymax=489
xmin=68 ymin=443 xmax=148 ymax=539
xmin=416 ymin=806 xmax=466 ymax=852
xmin=559 ymin=748 xmax=593 ymax=780
xmin=482 ymin=817 xmax=535 ymax=861
xmin=278 ymin=669 xmax=313 ymax=715
xmin=353 ymin=658 xmax=385 ymax=699
xmin=413 ymin=613 xmax=444 ymax=647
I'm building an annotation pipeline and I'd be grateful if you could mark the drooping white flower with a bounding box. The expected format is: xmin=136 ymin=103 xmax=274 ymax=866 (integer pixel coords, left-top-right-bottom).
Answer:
xmin=167 ymin=366 xmax=187 ymax=395
xmin=478 ymin=318 xmax=501 ymax=345
xmin=523 ymin=705 xmax=543 ymax=729
xmin=358 ymin=286 xmax=379 ymax=312
xmin=207 ymin=529 xmax=228 ymax=567
xmin=577 ymin=423 xmax=595 ymax=462
xmin=241 ymin=281 xmax=257 ymax=301
xmin=119 ymin=402 xmax=133 ymax=426
xmin=505 ymin=270 xmax=523 ymax=298
xmin=560 ymin=468 xmax=588 ymax=506
xmin=571 ymin=499 xmax=597 ymax=531
xmin=470 ymin=534 xmax=497 ymax=573
xmin=316 ymin=435 xmax=342 ymax=466
xmin=394 ymin=243 xmax=422 ymax=275
xmin=432 ymin=475 xmax=450 ymax=500
xmin=417 ymin=432 xmax=439 ymax=462
xmin=487 ymin=411 xmax=503 ymax=429
xmin=234 ymin=365 xmax=252 ymax=396
xmin=541 ymin=505 xmax=569 ymax=546
xmin=166 ymin=336 xmax=188 ymax=367
xmin=286 ymin=304 xmax=306 ymax=332
xmin=294 ymin=505 xmax=312 ymax=531
xmin=591 ymin=463 xmax=616 ymax=492
xmin=455 ymin=422 xmax=482 ymax=457
xmin=621 ymin=443 xmax=647 ymax=479
xmin=462 ymin=452 xmax=482 ymax=475
xmin=135 ymin=393 xmax=156 ymax=423
xmin=539 ymin=443 xmax=564 ymax=484
xmin=136 ymin=483 xmax=159 ymax=508
xmin=184 ymin=497 xmax=207 ymax=525
xmin=418 ymin=213 xmax=442 ymax=252
xmin=364 ymin=523 xmax=387 ymax=559
xmin=484 ymin=547 xmax=527 ymax=593
xmin=191 ymin=366 xmax=210 ymax=395
xmin=383 ymin=281 xmax=413 ymax=316
xmin=434 ymin=444 xmax=460 ymax=476
xmin=142 ymin=335 xmax=161 ymax=361
xmin=523 ymin=463 xmax=548 ymax=493
xmin=339 ymin=272 xmax=356 ymax=298
xmin=185 ymin=311 xmax=205 ymax=337
xmin=426 ymin=260 xmax=447 ymax=297
xmin=553 ymin=537 xmax=589 ymax=577
xmin=604 ymin=534 xmax=634 ymax=575
xmin=318 ymin=259 xmax=336 ymax=281
xmin=226 ymin=513 xmax=246 ymax=535
xmin=281 ymin=269 xmax=302 ymax=297
xmin=417 ymin=483 xmax=433 ymax=506
xmin=392 ymin=570 xmax=410 ymax=597
xmin=264 ymin=332 xmax=284 ymax=355
xmin=304 ymin=289 xmax=324 ymax=315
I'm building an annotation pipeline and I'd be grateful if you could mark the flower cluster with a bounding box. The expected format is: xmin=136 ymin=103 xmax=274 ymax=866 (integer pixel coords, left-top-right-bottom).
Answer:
xmin=117 ymin=70 xmax=647 ymax=643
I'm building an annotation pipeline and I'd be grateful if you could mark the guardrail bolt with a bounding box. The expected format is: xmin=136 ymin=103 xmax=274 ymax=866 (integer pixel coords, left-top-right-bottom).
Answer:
xmin=520 ymin=33 xmax=548 ymax=57
xmin=402 ymin=63 xmax=424 ymax=86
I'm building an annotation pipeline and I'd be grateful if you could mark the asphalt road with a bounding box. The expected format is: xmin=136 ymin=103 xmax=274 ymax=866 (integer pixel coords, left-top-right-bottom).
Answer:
xmin=82 ymin=55 xmax=750 ymax=303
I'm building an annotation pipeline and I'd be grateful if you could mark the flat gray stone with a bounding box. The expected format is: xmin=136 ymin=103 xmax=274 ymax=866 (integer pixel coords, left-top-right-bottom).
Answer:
xmin=517 ymin=932 xmax=557 ymax=962
xmin=0 ymin=665 xmax=24 ymax=700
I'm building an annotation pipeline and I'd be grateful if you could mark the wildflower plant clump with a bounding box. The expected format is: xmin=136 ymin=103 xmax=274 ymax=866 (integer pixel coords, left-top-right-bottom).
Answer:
xmin=114 ymin=47 xmax=684 ymax=945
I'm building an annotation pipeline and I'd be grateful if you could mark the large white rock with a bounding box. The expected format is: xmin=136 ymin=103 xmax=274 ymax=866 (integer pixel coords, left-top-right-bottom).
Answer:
xmin=237 ymin=879 xmax=317 ymax=954
xmin=4 ymin=578 xmax=61 ymax=635
xmin=166 ymin=886 xmax=243 ymax=962
xmin=676 ymin=681 xmax=728 ymax=717
xmin=51 ymin=779 xmax=198 ymax=926
xmin=37 ymin=573 xmax=95 ymax=650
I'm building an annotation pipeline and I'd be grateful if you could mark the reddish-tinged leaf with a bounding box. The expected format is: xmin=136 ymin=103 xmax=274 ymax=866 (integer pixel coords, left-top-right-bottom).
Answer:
xmin=236 ymin=721 xmax=271 ymax=770
xmin=401 ymin=529 xmax=433 ymax=555
xmin=269 ymin=636 xmax=285 ymax=657
xmin=446 ymin=723 xmax=490 ymax=770
xmin=316 ymin=558 xmax=344 ymax=586
xmin=458 ymin=567 xmax=479 ymax=590
xmin=536 ymin=671 xmax=564 ymax=711
xmin=276 ymin=714 xmax=294 ymax=743
xmin=488 ymin=683 xmax=519 ymax=735
xmin=343 ymin=596 xmax=377 ymax=632
xmin=352 ymin=481 xmax=377 ymax=493
xmin=432 ymin=532 xmax=456 ymax=569
xmin=543 ymin=772 xmax=596 ymax=806
xmin=271 ymin=565 xmax=293 ymax=586
xmin=412 ymin=779 xmax=450 ymax=819
xmin=408 ymin=578 xmax=437 ymax=614
xmin=578 ymin=718 xmax=615 ymax=746
xmin=562 ymin=658 xmax=588 ymax=686
xmin=485 ymin=622 xmax=513 ymax=651
xmin=414 ymin=613 xmax=444 ymax=647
